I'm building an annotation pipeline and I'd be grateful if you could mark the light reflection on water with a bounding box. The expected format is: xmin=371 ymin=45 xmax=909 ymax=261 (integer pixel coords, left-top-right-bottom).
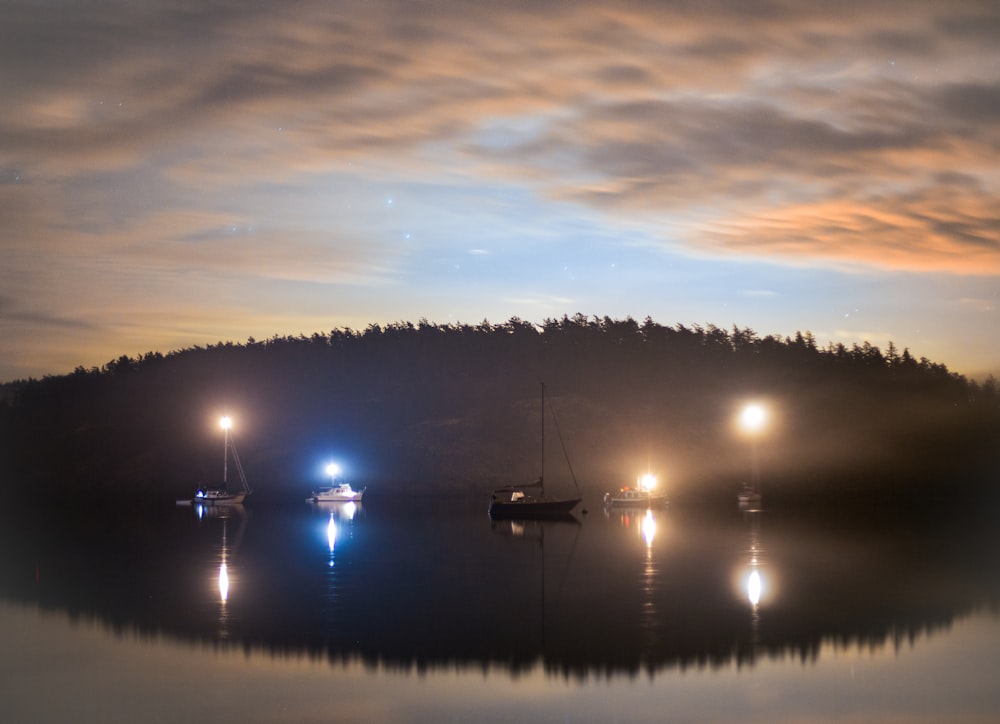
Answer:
xmin=637 ymin=509 xmax=662 ymax=660
xmin=1 ymin=496 xmax=999 ymax=722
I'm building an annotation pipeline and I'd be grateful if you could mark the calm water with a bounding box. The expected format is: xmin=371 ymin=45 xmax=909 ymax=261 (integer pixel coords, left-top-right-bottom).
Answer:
xmin=1 ymin=494 xmax=999 ymax=723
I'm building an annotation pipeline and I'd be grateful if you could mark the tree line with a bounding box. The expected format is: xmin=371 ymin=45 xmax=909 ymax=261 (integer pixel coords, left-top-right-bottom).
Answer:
xmin=1 ymin=315 xmax=997 ymax=506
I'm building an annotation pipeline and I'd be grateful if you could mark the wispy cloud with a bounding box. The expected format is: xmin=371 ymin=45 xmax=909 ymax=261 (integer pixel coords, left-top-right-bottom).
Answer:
xmin=1 ymin=1 xmax=998 ymax=378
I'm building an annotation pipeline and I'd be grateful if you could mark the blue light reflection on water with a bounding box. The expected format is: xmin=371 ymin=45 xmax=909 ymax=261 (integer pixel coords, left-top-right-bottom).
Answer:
xmin=1 ymin=498 xmax=999 ymax=722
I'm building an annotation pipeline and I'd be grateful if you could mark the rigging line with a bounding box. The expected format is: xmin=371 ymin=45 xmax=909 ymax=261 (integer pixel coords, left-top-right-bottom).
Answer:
xmin=538 ymin=380 xmax=545 ymax=484
xmin=229 ymin=438 xmax=251 ymax=493
xmin=553 ymin=520 xmax=582 ymax=607
xmin=548 ymin=397 xmax=580 ymax=494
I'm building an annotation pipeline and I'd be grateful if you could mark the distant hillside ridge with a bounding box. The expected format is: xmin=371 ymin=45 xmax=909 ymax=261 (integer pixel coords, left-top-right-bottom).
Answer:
xmin=1 ymin=315 xmax=997 ymax=506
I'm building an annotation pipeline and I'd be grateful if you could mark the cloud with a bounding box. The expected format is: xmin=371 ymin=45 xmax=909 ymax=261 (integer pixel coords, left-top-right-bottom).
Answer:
xmin=2 ymin=0 xmax=1000 ymax=378
xmin=691 ymin=180 xmax=1000 ymax=274
xmin=130 ymin=220 xmax=405 ymax=287
xmin=0 ymin=308 xmax=103 ymax=332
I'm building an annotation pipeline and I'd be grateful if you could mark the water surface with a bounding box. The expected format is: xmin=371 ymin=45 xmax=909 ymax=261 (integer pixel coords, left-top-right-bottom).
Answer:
xmin=1 ymin=495 xmax=998 ymax=722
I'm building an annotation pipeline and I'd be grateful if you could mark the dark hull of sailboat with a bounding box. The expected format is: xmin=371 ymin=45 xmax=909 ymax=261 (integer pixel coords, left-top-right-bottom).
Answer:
xmin=192 ymin=492 xmax=247 ymax=505
xmin=488 ymin=496 xmax=581 ymax=519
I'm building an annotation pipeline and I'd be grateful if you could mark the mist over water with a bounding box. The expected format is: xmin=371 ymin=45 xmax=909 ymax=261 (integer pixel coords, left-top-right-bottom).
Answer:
xmin=3 ymin=320 xmax=996 ymax=509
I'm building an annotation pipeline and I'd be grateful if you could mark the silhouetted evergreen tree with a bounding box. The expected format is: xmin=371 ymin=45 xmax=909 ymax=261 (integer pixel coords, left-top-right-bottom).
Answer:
xmin=0 ymin=316 xmax=996 ymax=506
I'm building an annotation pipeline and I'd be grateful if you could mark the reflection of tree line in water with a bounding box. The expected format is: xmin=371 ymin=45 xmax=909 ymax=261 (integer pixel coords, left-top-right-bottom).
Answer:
xmin=1 ymin=316 xmax=997 ymax=505
xmin=1 ymin=500 xmax=997 ymax=676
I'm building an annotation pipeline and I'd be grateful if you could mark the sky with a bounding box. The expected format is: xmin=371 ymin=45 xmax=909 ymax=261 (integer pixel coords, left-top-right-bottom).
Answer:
xmin=2 ymin=0 xmax=999 ymax=382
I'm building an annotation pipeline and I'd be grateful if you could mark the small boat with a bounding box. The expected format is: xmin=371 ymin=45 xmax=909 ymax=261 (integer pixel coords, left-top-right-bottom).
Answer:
xmin=490 ymin=479 xmax=582 ymax=518
xmin=193 ymin=487 xmax=247 ymax=505
xmin=737 ymin=482 xmax=762 ymax=507
xmin=307 ymin=482 xmax=365 ymax=503
xmin=489 ymin=383 xmax=582 ymax=519
xmin=604 ymin=474 xmax=668 ymax=508
xmin=178 ymin=415 xmax=251 ymax=506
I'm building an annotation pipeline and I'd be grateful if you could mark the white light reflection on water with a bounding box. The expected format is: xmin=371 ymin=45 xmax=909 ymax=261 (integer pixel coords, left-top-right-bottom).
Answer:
xmin=317 ymin=503 xmax=360 ymax=620
xmin=639 ymin=509 xmax=663 ymax=660
xmin=2 ymin=601 xmax=999 ymax=724
xmin=747 ymin=569 xmax=761 ymax=607
xmin=218 ymin=562 xmax=229 ymax=603
xmin=641 ymin=509 xmax=657 ymax=547
xmin=214 ymin=513 xmax=242 ymax=638
xmin=741 ymin=511 xmax=766 ymax=646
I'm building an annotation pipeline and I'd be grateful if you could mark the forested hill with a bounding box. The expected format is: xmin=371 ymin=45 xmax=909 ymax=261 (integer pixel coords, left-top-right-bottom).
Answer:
xmin=1 ymin=316 xmax=997 ymax=506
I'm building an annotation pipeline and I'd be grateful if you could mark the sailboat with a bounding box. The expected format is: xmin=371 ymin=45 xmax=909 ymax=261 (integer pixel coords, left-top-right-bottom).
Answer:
xmin=737 ymin=403 xmax=765 ymax=509
xmin=184 ymin=415 xmax=251 ymax=506
xmin=737 ymin=482 xmax=761 ymax=507
xmin=488 ymin=383 xmax=582 ymax=519
xmin=737 ymin=453 xmax=762 ymax=508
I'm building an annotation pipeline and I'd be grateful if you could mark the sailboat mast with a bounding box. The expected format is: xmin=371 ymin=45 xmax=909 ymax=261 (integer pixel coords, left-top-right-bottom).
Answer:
xmin=539 ymin=382 xmax=545 ymax=497
xmin=220 ymin=414 xmax=232 ymax=486
xmin=223 ymin=425 xmax=229 ymax=484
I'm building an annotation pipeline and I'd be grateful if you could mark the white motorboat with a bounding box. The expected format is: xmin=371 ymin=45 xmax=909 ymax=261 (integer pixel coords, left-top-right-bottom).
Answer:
xmin=604 ymin=473 xmax=668 ymax=508
xmin=308 ymin=482 xmax=365 ymax=503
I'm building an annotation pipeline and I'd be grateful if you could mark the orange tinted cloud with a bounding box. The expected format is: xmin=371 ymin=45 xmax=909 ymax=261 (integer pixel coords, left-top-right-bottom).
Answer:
xmin=1 ymin=1 xmax=998 ymax=378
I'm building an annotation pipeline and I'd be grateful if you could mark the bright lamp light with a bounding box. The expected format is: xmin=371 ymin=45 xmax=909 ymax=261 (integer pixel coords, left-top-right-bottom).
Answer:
xmin=739 ymin=404 xmax=766 ymax=433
